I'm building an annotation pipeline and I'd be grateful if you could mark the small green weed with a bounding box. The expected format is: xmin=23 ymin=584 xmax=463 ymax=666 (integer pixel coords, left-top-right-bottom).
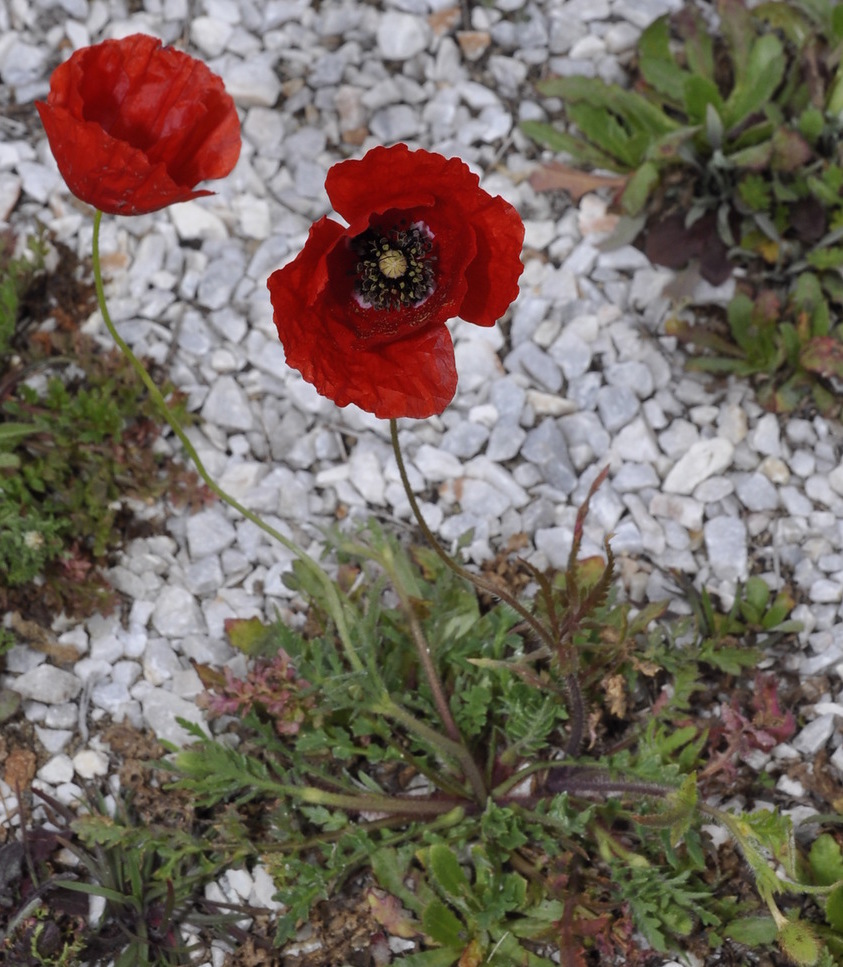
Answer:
xmin=524 ymin=0 xmax=843 ymax=414
xmin=0 ymin=232 xmax=207 ymax=619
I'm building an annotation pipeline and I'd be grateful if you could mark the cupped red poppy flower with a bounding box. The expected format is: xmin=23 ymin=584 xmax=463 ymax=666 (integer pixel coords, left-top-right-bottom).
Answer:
xmin=36 ymin=33 xmax=241 ymax=216
xmin=267 ymin=143 xmax=524 ymax=419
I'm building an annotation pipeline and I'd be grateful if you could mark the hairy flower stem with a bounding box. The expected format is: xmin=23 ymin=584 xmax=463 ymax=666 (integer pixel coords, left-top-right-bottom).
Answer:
xmin=91 ymin=210 xmax=362 ymax=674
xmin=407 ymin=605 xmax=488 ymax=803
xmin=294 ymin=784 xmax=461 ymax=817
xmin=389 ymin=419 xmax=550 ymax=646
xmin=403 ymin=604 xmax=461 ymax=742
xmin=390 ymin=418 xmax=588 ymax=758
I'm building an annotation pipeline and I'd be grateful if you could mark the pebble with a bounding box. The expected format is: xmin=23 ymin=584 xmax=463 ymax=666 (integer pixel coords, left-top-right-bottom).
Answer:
xmin=201 ymin=376 xmax=255 ymax=431
xmin=151 ymin=587 xmax=205 ymax=638
xmin=73 ymin=749 xmax=109 ymax=779
xmin=440 ymin=422 xmax=489 ymax=459
xmin=12 ymin=666 xmax=82 ymax=704
xmin=596 ymin=385 xmax=639 ymax=431
xmin=187 ymin=509 xmax=238 ymax=558
xmin=522 ymin=419 xmax=577 ymax=493
xmin=792 ymin=714 xmax=836 ymax=755
xmin=663 ymin=438 xmax=735 ymax=494
xmin=377 ymin=11 xmax=430 ymax=60
xmin=736 ymin=473 xmax=779 ymax=512
xmin=37 ymin=755 xmax=75 ymax=786
xmin=704 ymin=517 xmax=748 ymax=581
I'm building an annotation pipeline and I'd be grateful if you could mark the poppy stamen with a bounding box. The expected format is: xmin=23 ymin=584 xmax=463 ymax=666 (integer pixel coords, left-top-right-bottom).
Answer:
xmin=354 ymin=223 xmax=436 ymax=310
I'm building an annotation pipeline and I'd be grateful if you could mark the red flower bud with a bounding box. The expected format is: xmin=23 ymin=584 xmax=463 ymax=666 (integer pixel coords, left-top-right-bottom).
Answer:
xmin=37 ymin=34 xmax=241 ymax=215
xmin=267 ymin=144 xmax=525 ymax=419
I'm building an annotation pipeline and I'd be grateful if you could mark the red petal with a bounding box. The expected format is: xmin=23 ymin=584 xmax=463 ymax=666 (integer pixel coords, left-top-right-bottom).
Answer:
xmin=459 ymin=191 xmax=524 ymax=327
xmin=268 ymin=218 xmax=458 ymax=419
xmin=37 ymin=34 xmax=240 ymax=215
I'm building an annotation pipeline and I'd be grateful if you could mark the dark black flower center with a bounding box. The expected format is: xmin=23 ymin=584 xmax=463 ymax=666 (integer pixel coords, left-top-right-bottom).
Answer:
xmin=352 ymin=222 xmax=436 ymax=310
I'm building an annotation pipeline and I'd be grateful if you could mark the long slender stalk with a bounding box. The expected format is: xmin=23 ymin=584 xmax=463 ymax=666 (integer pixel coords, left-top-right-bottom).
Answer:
xmin=389 ymin=418 xmax=552 ymax=647
xmin=403 ymin=604 xmax=461 ymax=742
xmin=389 ymin=417 xmax=589 ymax=757
xmin=400 ymin=601 xmax=488 ymax=802
xmin=91 ymin=210 xmax=362 ymax=672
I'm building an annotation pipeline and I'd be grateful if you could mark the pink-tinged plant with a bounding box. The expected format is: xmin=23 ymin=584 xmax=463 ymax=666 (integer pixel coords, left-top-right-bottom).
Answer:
xmin=206 ymin=654 xmax=312 ymax=736
xmin=701 ymin=674 xmax=795 ymax=780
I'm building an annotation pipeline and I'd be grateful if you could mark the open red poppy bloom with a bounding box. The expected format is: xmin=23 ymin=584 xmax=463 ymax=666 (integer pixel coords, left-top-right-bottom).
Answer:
xmin=267 ymin=144 xmax=524 ymax=419
xmin=37 ymin=34 xmax=241 ymax=215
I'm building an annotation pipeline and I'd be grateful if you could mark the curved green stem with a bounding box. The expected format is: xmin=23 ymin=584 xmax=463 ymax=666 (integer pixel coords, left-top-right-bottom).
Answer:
xmin=91 ymin=209 xmax=362 ymax=672
xmin=389 ymin=418 xmax=552 ymax=648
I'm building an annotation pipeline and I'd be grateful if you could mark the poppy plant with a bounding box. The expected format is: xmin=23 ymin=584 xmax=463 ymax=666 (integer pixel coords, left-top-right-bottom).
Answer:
xmin=37 ymin=33 xmax=241 ymax=216
xmin=267 ymin=144 xmax=524 ymax=419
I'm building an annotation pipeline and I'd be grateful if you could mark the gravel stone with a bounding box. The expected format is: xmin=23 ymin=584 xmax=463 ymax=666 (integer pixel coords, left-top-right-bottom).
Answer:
xmin=736 ymin=473 xmax=779 ymax=512
xmin=522 ymin=419 xmax=577 ymax=493
xmin=73 ymin=749 xmax=109 ymax=779
xmin=596 ymin=385 xmax=639 ymax=432
xmin=704 ymin=516 xmax=748 ymax=581
xmin=151 ymin=588 xmax=204 ymax=638
xmin=440 ymin=422 xmax=489 ymax=459
xmin=37 ymin=755 xmax=74 ymax=785
xmin=186 ymin=508 xmax=238 ymax=557
xmin=201 ymin=376 xmax=255 ymax=431
xmin=663 ymin=438 xmax=735 ymax=495
xmin=12 ymin=666 xmax=82 ymax=704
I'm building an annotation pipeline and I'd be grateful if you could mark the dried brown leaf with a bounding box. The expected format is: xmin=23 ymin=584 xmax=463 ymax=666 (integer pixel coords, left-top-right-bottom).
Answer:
xmin=529 ymin=162 xmax=627 ymax=201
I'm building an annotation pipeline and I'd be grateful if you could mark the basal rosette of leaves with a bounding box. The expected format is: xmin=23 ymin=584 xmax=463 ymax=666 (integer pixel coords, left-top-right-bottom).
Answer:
xmin=523 ymin=0 xmax=843 ymax=415
xmin=171 ymin=506 xmax=843 ymax=967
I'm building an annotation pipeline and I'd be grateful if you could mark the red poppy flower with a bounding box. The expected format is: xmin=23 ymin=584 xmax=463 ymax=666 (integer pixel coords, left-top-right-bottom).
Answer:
xmin=36 ymin=34 xmax=241 ymax=216
xmin=267 ymin=144 xmax=524 ymax=419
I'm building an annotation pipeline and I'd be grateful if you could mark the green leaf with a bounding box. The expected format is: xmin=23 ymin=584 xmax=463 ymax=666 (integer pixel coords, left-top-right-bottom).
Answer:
xmin=679 ymin=7 xmax=715 ymax=81
xmin=728 ymin=140 xmax=773 ymax=170
xmin=742 ymin=577 xmax=771 ymax=618
xmin=567 ymin=103 xmax=647 ymax=168
xmin=422 ymin=899 xmax=466 ymax=948
xmin=518 ymin=122 xmax=623 ymax=171
xmin=727 ymin=293 xmax=757 ymax=352
xmin=538 ymin=75 xmax=678 ymax=140
xmin=683 ymin=75 xmax=724 ymax=125
xmin=724 ymin=916 xmax=778 ymax=945
xmin=638 ymin=16 xmax=688 ymax=101
xmin=722 ymin=34 xmax=786 ymax=131
xmin=428 ymin=845 xmax=472 ymax=904
xmin=0 ymin=421 xmax=41 ymax=446
xmin=224 ymin=616 xmax=284 ymax=657
xmin=826 ymin=884 xmax=843 ymax=931
xmin=809 ymin=834 xmax=843 ymax=886
xmin=738 ymin=173 xmax=772 ymax=211
xmin=620 ymin=162 xmax=660 ymax=215
xmin=719 ymin=0 xmax=756 ymax=83
xmin=777 ymin=917 xmax=822 ymax=966
xmin=799 ymin=106 xmax=825 ymax=143
xmin=399 ymin=949 xmax=461 ymax=967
